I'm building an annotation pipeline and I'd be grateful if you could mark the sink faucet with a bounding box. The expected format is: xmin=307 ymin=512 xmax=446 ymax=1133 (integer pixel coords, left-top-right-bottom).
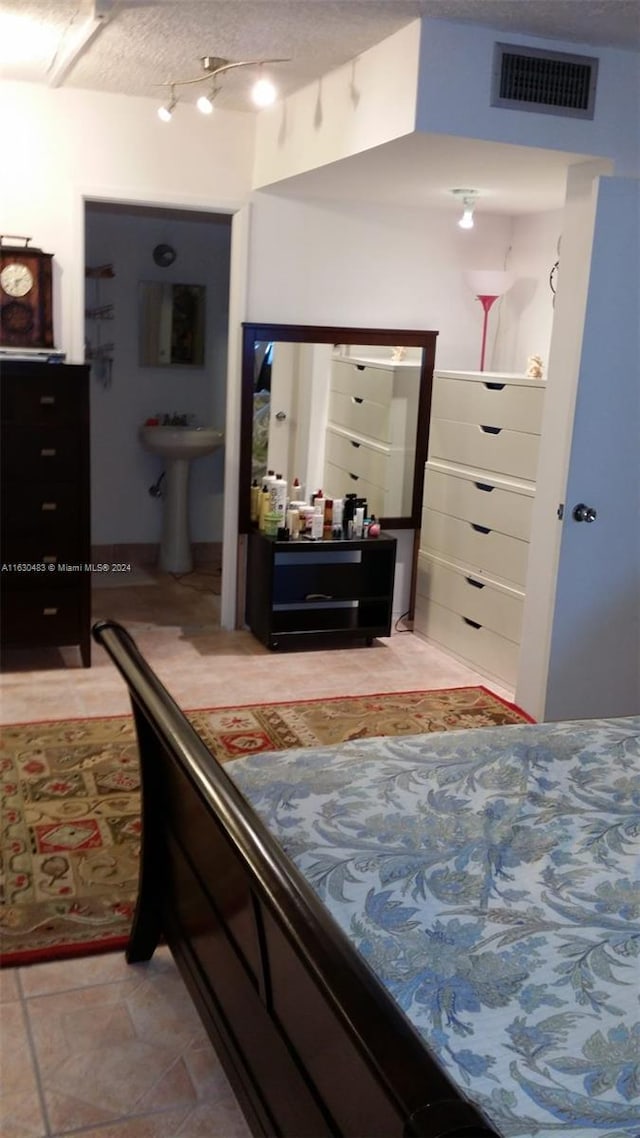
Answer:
xmin=160 ymin=412 xmax=190 ymax=426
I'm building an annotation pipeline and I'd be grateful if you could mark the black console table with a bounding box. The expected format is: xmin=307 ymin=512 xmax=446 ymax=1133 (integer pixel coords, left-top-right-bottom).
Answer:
xmin=245 ymin=530 xmax=397 ymax=650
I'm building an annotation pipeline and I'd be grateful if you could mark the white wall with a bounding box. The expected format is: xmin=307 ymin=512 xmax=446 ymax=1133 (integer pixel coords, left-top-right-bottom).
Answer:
xmin=416 ymin=20 xmax=640 ymax=176
xmin=246 ymin=191 xmax=518 ymax=370
xmin=493 ymin=209 xmax=563 ymax=374
xmin=0 ymin=81 xmax=254 ymax=362
xmin=253 ymin=20 xmax=421 ymax=189
xmin=86 ymin=206 xmax=231 ymax=546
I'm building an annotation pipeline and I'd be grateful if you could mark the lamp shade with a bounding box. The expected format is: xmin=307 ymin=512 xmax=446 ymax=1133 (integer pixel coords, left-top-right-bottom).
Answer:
xmin=466 ymin=270 xmax=515 ymax=297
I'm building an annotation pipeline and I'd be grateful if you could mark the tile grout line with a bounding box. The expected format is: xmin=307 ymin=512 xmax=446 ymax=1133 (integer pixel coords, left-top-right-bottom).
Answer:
xmin=16 ymin=967 xmax=53 ymax=1138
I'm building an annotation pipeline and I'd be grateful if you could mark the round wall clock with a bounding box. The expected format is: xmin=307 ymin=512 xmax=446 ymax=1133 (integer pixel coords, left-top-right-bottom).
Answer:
xmin=153 ymin=243 xmax=177 ymax=267
xmin=0 ymin=238 xmax=54 ymax=348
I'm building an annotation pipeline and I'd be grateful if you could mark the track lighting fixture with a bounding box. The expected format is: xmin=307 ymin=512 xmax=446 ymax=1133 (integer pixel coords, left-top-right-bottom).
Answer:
xmin=157 ymin=55 xmax=289 ymax=121
xmin=451 ymin=188 xmax=478 ymax=229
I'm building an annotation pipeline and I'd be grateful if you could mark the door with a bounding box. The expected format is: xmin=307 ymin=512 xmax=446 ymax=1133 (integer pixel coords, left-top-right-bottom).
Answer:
xmin=544 ymin=176 xmax=639 ymax=719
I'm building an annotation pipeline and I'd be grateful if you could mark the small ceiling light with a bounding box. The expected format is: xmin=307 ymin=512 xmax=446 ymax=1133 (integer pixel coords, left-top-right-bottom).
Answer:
xmin=251 ymin=73 xmax=277 ymax=107
xmin=451 ymin=188 xmax=478 ymax=230
xmin=459 ymin=202 xmax=475 ymax=230
xmin=158 ymin=86 xmax=177 ymax=122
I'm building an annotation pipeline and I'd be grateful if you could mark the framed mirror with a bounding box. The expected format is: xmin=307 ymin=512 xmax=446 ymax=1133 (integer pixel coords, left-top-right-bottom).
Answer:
xmin=239 ymin=324 xmax=438 ymax=533
xmin=139 ymin=281 xmax=206 ymax=366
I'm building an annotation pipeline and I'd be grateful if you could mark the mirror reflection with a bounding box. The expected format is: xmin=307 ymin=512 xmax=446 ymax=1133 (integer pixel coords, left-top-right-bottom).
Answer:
xmin=139 ymin=281 xmax=206 ymax=366
xmin=251 ymin=342 xmax=422 ymax=521
xmin=240 ymin=324 xmax=437 ymax=534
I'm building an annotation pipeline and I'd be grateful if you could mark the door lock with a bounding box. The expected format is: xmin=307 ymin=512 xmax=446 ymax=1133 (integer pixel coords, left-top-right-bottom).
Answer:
xmin=572 ymin=503 xmax=597 ymax=523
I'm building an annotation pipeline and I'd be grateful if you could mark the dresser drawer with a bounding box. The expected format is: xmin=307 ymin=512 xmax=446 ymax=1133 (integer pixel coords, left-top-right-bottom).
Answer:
xmin=432 ymin=375 xmax=544 ymax=434
xmin=428 ymin=419 xmax=540 ymax=482
xmin=414 ymin=596 xmax=519 ymax=687
xmin=331 ymin=358 xmax=395 ymax=405
xmin=329 ymin=390 xmax=391 ymax=444
xmin=326 ymin=428 xmax=389 ymax=488
xmin=2 ymin=482 xmax=82 ymax=534
xmin=423 ymin=464 xmax=534 ymax=541
xmin=1 ymin=376 xmax=82 ymax=426
xmin=1 ymin=587 xmax=83 ymax=646
xmin=420 ymin=507 xmax=530 ymax=587
xmin=416 ymin=553 xmax=524 ymax=642
xmin=1 ymin=531 xmax=88 ymax=569
xmin=2 ymin=428 xmax=81 ymax=480
xmin=324 ymin=462 xmax=385 ymax=519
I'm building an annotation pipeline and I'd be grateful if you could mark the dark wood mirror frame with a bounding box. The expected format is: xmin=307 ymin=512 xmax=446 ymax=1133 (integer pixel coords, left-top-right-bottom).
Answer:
xmin=239 ymin=323 xmax=438 ymax=534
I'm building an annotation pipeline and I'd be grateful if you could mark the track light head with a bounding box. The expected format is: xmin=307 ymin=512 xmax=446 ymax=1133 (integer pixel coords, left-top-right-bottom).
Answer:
xmin=158 ymin=86 xmax=177 ymax=122
xmin=252 ymin=74 xmax=277 ymax=107
xmin=196 ymin=84 xmax=218 ymax=114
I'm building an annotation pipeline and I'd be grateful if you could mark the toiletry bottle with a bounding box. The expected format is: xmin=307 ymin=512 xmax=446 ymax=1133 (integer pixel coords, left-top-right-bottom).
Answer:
xmin=290 ymin=476 xmax=304 ymax=502
xmin=343 ymin=494 xmax=357 ymax=528
xmin=258 ymin=484 xmax=270 ymax=532
xmin=311 ymin=506 xmax=324 ymax=540
xmin=332 ymin=498 xmax=343 ymax=539
xmin=250 ymin=479 xmax=260 ymax=525
xmin=263 ymin=470 xmax=277 ymax=498
xmin=270 ymin=473 xmax=287 ymax=520
xmin=368 ymin=515 xmax=381 ymax=538
xmin=354 ymin=506 xmax=365 ymax=538
xmin=286 ymin=507 xmax=301 ymax=538
xmin=323 ymin=498 xmax=333 ymax=540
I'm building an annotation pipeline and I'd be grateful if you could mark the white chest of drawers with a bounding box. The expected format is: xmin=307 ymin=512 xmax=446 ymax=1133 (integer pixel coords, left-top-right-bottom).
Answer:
xmin=414 ymin=370 xmax=545 ymax=688
xmin=323 ymin=354 xmax=420 ymax=518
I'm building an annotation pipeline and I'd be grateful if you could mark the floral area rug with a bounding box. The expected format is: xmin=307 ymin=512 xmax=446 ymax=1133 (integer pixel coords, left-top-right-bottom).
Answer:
xmin=0 ymin=686 xmax=530 ymax=967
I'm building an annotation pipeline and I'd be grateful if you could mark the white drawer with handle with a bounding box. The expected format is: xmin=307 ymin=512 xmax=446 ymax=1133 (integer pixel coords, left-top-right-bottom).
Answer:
xmin=331 ymin=358 xmax=395 ymax=404
xmin=329 ymin=389 xmax=392 ymax=444
xmin=420 ymin=507 xmax=530 ymax=587
xmin=432 ymin=374 xmax=545 ymax=434
xmin=326 ymin=427 xmax=389 ymax=488
xmin=428 ymin=418 xmax=541 ymax=482
xmin=416 ymin=552 xmax=524 ymax=643
xmin=324 ymin=461 xmax=385 ymax=519
xmin=423 ymin=463 xmax=534 ymax=541
xmin=332 ymin=355 xmax=420 ymax=399
xmin=414 ymin=596 xmax=520 ymax=687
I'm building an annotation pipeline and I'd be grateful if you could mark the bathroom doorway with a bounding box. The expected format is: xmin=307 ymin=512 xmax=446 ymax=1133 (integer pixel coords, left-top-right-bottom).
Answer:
xmin=84 ymin=201 xmax=232 ymax=633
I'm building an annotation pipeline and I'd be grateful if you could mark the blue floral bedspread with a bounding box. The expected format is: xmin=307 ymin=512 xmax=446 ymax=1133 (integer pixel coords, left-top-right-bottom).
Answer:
xmin=229 ymin=717 xmax=640 ymax=1138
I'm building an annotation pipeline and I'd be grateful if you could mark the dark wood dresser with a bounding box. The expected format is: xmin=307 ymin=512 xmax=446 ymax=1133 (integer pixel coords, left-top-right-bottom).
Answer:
xmin=0 ymin=360 xmax=91 ymax=666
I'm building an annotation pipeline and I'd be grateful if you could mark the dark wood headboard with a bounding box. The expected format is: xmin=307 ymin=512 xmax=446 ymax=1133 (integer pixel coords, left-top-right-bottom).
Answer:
xmin=92 ymin=619 xmax=497 ymax=1138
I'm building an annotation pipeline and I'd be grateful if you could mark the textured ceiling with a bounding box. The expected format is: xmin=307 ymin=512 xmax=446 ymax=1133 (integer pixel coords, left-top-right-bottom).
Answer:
xmin=1 ymin=0 xmax=638 ymax=111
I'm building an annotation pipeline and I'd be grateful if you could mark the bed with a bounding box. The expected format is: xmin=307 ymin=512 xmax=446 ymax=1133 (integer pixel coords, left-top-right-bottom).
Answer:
xmin=92 ymin=619 xmax=640 ymax=1138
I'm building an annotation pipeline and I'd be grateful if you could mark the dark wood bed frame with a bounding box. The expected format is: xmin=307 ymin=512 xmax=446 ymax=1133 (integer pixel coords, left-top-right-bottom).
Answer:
xmin=93 ymin=620 xmax=498 ymax=1138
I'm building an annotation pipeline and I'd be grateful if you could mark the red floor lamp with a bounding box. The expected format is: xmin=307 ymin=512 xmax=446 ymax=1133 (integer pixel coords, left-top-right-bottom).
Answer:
xmin=466 ymin=270 xmax=515 ymax=371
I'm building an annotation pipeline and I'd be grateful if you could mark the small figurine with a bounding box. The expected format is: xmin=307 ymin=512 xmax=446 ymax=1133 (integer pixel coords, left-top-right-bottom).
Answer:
xmin=526 ymin=354 xmax=544 ymax=379
xmin=391 ymin=346 xmax=407 ymax=361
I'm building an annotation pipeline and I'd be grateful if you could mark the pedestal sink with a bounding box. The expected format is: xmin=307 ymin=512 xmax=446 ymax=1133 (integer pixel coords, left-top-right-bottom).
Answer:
xmin=139 ymin=425 xmax=224 ymax=574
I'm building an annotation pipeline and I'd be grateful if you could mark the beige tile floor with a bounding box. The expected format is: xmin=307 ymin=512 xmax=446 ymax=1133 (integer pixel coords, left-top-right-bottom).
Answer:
xmin=0 ymin=568 xmax=513 ymax=1138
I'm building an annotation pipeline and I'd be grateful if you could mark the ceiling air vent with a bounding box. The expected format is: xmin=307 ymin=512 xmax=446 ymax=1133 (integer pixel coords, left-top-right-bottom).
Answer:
xmin=491 ymin=43 xmax=598 ymax=119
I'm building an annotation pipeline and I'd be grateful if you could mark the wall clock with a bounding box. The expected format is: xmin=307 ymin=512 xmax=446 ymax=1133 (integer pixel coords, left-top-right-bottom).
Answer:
xmin=153 ymin=243 xmax=177 ymax=267
xmin=0 ymin=237 xmax=54 ymax=348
